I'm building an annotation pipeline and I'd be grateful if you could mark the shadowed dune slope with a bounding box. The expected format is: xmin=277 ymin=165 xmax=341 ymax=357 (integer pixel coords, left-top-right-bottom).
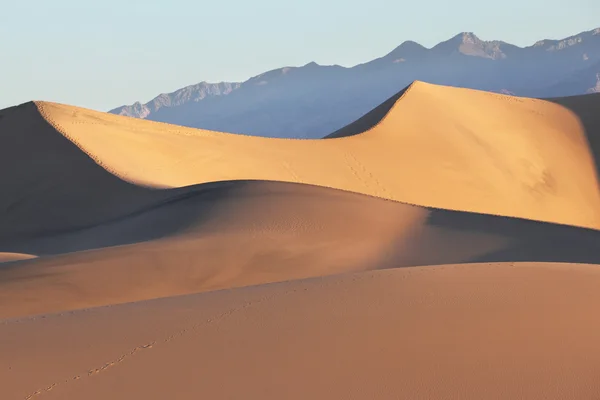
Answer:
xmin=1 ymin=180 xmax=599 ymax=319
xmin=3 ymin=263 xmax=600 ymax=399
xmin=0 ymin=103 xmax=175 ymax=240
xmin=546 ymin=93 xmax=600 ymax=178
xmin=15 ymin=80 xmax=600 ymax=228
xmin=324 ymin=85 xmax=411 ymax=138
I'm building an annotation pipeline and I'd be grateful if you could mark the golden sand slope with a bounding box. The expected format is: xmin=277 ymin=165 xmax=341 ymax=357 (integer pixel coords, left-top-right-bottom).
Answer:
xmin=3 ymin=263 xmax=600 ymax=400
xmin=32 ymin=81 xmax=600 ymax=228
xmin=2 ymin=181 xmax=599 ymax=319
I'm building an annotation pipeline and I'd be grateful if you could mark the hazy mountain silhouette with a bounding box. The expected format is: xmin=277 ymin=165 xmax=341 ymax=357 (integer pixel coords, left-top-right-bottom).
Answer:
xmin=110 ymin=27 xmax=600 ymax=138
xmin=111 ymin=82 xmax=241 ymax=119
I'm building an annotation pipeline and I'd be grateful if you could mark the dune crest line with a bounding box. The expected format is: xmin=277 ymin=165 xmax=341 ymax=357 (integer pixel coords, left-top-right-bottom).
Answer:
xmin=28 ymin=81 xmax=600 ymax=229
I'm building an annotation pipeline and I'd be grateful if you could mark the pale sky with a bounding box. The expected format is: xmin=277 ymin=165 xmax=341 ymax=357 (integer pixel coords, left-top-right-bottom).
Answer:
xmin=1 ymin=0 xmax=598 ymax=111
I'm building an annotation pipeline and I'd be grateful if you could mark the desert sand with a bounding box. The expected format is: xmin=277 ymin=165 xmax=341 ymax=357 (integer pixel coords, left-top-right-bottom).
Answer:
xmin=3 ymin=264 xmax=600 ymax=399
xmin=2 ymin=180 xmax=600 ymax=318
xmin=2 ymin=81 xmax=600 ymax=399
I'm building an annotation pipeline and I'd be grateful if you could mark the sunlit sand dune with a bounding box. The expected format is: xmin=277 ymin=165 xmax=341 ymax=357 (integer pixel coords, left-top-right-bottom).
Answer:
xmin=2 ymin=81 xmax=600 ymax=318
xmin=3 ymin=264 xmax=600 ymax=399
xmin=2 ymin=81 xmax=600 ymax=399
xmin=25 ymin=80 xmax=600 ymax=229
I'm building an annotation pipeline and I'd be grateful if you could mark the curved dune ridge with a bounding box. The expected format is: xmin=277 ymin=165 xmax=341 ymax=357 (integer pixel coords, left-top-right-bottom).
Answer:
xmin=31 ymin=80 xmax=600 ymax=229
xmin=1 ymin=180 xmax=600 ymax=319
xmin=2 ymin=82 xmax=600 ymax=398
xmin=3 ymin=264 xmax=600 ymax=399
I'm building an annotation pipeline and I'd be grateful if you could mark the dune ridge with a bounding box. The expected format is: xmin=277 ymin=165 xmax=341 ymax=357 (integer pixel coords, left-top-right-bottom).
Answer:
xmin=0 ymin=102 xmax=175 ymax=239
xmin=324 ymin=84 xmax=414 ymax=138
xmin=2 ymin=82 xmax=600 ymax=319
xmin=26 ymin=80 xmax=600 ymax=229
xmin=1 ymin=180 xmax=599 ymax=318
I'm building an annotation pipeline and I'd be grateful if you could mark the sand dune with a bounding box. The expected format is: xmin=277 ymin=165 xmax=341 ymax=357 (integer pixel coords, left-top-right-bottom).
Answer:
xmin=2 ymin=82 xmax=600 ymax=398
xmin=325 ymin=85 xmax=410 ymax=138
xmin=0 ymin=102 xmax=175 ymax=240
xmin=16 ymin=80 xmax=600 ymax=229
xmin=2 ymin=83 xmax=600 ymax=318
xmin=3 ymin=263 xmax=600 ymax=400
xmin=1 ymin=181 xmax=600 ymax=319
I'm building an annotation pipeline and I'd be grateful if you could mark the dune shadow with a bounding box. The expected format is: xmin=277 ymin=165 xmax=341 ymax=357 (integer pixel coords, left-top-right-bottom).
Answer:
xmin=3 ymin=179 xmax=599 ymax=269
xmin=425 ymin=207 xmax=600 ymax=264
xmin=324 ymin=85 xmax=411 ymax=138
xmin=0 ymin=180 xmax=265 ymax=256
xmin=545 ymin=93 xmax=600 ymax=180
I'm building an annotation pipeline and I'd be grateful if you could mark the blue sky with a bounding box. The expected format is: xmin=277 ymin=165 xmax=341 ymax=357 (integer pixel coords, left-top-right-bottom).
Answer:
xmin=1 ymin=0 xmax=598 ymax=111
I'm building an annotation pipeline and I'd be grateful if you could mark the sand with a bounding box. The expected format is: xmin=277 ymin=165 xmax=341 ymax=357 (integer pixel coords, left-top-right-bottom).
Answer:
xmin=3 ymin=263 xmax=600 ymax=399
xmin=1 ymin=181 xmax=599 ymax=319
xmin=2 ymin=81 xmax=600 ymax=399
xmin=29 ymin=81 xmax=600 ymax=229
xmin=0 ymin=253 xmax=36 ymax=263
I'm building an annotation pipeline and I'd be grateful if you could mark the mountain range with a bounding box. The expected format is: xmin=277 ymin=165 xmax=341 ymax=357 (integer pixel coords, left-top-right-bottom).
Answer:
xmin=110 ymin=27 xmax=600 ymax=138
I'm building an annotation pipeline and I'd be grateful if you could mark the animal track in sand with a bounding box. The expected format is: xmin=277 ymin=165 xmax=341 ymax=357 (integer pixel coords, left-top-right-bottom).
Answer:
xmin=23 ymin=342 xmax=156 ymax=400
xmin=19 ymin=264 xmax=393 ymax=400
xmin=21 ymin=281 xmax=319 ymax=399
xmin=343 ymin=152 xmax=390 ymax=198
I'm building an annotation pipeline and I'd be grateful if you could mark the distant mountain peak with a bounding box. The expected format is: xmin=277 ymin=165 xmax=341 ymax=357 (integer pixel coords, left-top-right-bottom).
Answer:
xmin=441 ymin=32 xmax=483 ymax=45
xmin=431 ymin=31 xmax=508 ymax=59
xmin=382 ymin=40 xmax=427 ymax=61
xmin=397 ymin=40 xmax=426 ymax=49
xmin=457 ymin=32 xmax=479 ymax=43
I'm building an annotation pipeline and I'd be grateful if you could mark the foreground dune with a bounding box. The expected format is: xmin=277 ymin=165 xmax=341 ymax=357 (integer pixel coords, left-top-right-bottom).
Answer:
xmin=6 ymin=80 xmax=599 ymax=230
xmin=3 ymin=263 xmax=600 ymax=399
xmin=1 ymin=181 xmax=599 ymax=319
